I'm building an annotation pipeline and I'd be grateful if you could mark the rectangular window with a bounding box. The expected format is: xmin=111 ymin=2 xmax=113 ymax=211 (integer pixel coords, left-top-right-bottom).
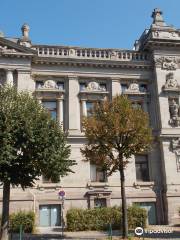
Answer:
xmin=86 ymin=101 xmax=94 ymax=117
xmin=42 ymin=175 xmax=59 ymax=183
xmin=42 ymin=101 xmax=57 ymax=120
xmin=139 ymin=84 xmax=147 ymax=92
xmin=90 ymin=164 xmax=106 ymax=182
xmin=99 ymin=83 xmax=107 ymax=91
xmin=135 ymin=155 xmax=150 ymax=181
xmin=56 ymin=82 xmax=64 ymax=90
xmin=121 ymin=83 xmax=128 ymax=93
xmin=80 ymin=83 xmax=87 ymax=91
xmin=94 ymin=198 xmax=107 ymax=208
xmin=131 ymin=101 xmax=143 ymax=110
xmin=36 ymin=81 xmax=43 ymax=89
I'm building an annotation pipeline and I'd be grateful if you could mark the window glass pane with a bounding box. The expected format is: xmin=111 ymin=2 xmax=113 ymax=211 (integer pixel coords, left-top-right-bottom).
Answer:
xmin=42 ymin=101 xmax=56 ymax=109
xmin=42 ymin=101 xmax=57 ymax=120
xmin=135 ymin=155 xmax=150 ymax=181
xmin=132 ymin=102 xmax=142 ymax=110
xmin=94 ymin=198 xmax=106 ymax=208
xmin=100 ymin=83 xmax=107 ymax=91
xmin=80 ymin=83 xmax=86 ymax=91
xmin=86 ymin=102 xmax=93 ymax=117
xmin=121 ymin=84 xmax=128 ymax=93
xmin=50 ymin=110 xmax=57 ymax=120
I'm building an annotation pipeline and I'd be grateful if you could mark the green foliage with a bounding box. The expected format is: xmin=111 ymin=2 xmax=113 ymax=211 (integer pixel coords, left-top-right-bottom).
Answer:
xmin=0 ymin=86 xmax=75 ymax=188
xmin=0 ymin=211 xmax=35 ymax=233
xmin=127 ymin=205 xmax=147 ymax=229
xmin=81 ymin=95 xmax=152 ymax=175
xmin=66 ymin=206 xmax=147 ymax=231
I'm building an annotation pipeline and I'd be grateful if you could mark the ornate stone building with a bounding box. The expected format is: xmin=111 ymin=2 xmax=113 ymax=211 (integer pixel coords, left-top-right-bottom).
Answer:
xmin=0 ymin=9 xmax=180 ymax=227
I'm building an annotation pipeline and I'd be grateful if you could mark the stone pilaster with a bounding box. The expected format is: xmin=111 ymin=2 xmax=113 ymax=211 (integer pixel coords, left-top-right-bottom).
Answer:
xmin=68 ymin=75 xmax=81 ymax=134
xmin=6 ymin=69 xmax=14 ymax=86
xmin=111 ymin=78 xmax=120 ymax=96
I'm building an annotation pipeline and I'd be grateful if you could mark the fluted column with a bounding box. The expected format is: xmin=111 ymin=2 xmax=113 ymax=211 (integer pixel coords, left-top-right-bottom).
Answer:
xmin=6 ymin=69 xmax=14 ymax=86
xmin=82 ymin=100 xmax=87 ymax=116
xmin=57 ymin=98 xmax=63 ymax=129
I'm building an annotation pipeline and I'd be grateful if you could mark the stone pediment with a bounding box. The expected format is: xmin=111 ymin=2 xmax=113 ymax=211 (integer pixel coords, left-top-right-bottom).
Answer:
xmin=0 ymin=37 xmax=36 ymax=56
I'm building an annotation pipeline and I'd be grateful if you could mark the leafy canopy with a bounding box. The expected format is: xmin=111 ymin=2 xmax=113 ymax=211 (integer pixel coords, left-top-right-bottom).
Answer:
xmin=0 ymin=87 xmax=75 ymax=188
xmin=81 ymin=95 xmax=152 ymax=175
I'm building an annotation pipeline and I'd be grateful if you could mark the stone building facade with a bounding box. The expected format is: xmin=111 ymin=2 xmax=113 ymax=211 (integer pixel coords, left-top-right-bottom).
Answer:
xmin=0 ymin=9 xmax=180 ymax=227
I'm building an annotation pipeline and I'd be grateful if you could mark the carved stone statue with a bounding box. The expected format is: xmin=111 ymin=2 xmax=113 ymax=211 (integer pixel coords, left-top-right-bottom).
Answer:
xmin=151 ymin=8 xmax=166 ymax=27
xmin=169 ymin=99 xmax=179 ymax=118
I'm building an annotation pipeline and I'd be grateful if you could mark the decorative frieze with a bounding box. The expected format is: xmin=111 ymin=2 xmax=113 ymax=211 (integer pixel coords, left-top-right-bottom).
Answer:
xmin=0 ymin=45 xmax=17 ymax=53
xmin=154 ymin=57 xmax=178 ymax=70
xmin=171 ymin=138 xmax=180 ymax=172
xmin=152 ymin=31 xmax=180 ymax=40
xmin=81 ymin=81 xmax=106 ymax=92
xmin=122 ymin=82 xmax=147 ymax=95
xmin=36 ymin=80 xmax=64 ymax=91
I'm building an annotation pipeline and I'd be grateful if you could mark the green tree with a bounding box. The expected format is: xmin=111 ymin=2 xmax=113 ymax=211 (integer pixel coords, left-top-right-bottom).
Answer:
xmin=0 ymin=87 xmax=75 ymax=240
xmin=81 ymin=95 xmax=152 ymax=239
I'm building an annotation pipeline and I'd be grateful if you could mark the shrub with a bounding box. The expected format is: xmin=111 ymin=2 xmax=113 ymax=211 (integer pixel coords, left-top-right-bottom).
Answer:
xmin=9 ymin=211 xmax=35 ymax=233
xmin=66 ymin=205 xmax=147 ymax=231
xmin=127 ymin=205 xmax=147 ymax=229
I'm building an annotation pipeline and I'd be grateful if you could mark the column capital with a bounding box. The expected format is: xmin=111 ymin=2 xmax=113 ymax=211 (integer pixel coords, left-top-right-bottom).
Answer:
xmin=68 ymin=75 xmax=78 ymax=80
xmin=110 ymin=77 xmax=120 ymax=82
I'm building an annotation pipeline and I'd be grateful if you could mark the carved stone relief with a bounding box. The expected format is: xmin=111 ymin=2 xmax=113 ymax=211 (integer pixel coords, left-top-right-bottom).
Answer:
xmin=36 ymin=80 xmax=64 ymax=90
xmin=154 ymin=57 xmax=178 ymax=70
xmin=171 ymin=138 xmax=180 ymax=172
xmin=163 ymin=72 xmax=179 ymax=90
xmin=152 ymin=31 xmax=180 ymax=40
xmin=84 ymin=81 xmax=106 ymax=92
xmin=0 ymin=45 xmax=17 ymax=53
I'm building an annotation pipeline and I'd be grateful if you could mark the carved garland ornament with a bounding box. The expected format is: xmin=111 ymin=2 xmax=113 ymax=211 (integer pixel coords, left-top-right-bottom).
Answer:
xmin=154 ymin=57 xmax=179 ymax=70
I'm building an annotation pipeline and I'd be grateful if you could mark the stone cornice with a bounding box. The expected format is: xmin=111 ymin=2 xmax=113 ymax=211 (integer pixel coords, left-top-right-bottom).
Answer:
xmin=32 ymin=56 xmax=152 ymax=70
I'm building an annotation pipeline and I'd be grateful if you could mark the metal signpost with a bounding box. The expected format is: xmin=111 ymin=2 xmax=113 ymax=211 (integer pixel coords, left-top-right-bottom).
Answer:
xmin=58 ymin=189 xmax=65 ymax=237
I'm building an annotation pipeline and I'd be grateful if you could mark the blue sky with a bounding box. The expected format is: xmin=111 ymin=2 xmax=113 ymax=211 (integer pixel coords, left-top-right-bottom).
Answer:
xmin=0 ymin=0 xmax=179 ymax=49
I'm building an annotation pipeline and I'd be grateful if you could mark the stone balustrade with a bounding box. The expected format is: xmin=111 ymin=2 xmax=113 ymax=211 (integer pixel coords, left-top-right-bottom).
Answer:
xmin=33 ymin=45 xmax=150 ymax=61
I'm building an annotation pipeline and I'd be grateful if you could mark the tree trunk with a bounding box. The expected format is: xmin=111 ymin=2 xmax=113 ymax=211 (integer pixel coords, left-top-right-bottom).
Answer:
xmin=119 ymin=166 xmax=128 ymax=239
xmin=0 ymin=181 xmax=10 ymax=240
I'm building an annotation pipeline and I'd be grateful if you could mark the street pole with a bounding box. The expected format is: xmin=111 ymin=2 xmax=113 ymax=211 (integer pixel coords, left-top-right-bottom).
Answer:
xmin=61 ymin=197 xmax=64 ymax=237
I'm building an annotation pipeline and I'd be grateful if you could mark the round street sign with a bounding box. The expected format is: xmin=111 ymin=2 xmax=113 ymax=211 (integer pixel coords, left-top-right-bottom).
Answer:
xmin=58 ymin=189 xmax=65 ymax=197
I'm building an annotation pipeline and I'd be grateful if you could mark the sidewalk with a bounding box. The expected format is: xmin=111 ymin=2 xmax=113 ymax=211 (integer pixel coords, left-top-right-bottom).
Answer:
xmin=10 ymin=226 xmax=180 ymax=240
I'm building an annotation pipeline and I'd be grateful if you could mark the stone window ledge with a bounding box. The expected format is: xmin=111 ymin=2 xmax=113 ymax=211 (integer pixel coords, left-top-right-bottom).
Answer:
xmin=87 ymin=181 xmax=109 ymax=188
xmin=36 ymin=183 xmax=62 ymax=190
xmin=133 ymin=181 xmax=154 ymax=189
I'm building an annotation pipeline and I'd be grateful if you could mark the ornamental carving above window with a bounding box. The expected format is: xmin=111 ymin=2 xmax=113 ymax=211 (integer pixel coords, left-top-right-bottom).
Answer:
xmin=83 ymin=81 xmax=106 ymax=92
xmin=36 ymin=80 xmax=64 ymax=90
